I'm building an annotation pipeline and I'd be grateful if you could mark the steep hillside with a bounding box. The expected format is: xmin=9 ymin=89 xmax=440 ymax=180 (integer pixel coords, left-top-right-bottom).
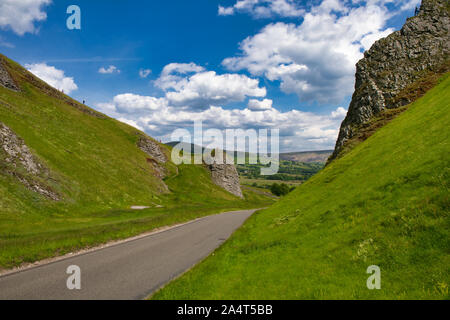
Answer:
xmin=330 ymin=0 xmax=449 ymax=161
xmin=153 ymin=74 xmax=449 ymax=299
xmin=0 ymin=54 xmax=273 ymax=268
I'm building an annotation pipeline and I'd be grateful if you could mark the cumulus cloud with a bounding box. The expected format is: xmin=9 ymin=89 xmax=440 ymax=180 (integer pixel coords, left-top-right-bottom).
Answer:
xmin=218 ymin=0 xmax=304 ymax=18
xmin=218 ymin=5 xmax=235 ymax=16
xmin=139 ymin=69 xmax=152 ymax=78
xmin=117 ymin=118 xmax=144 ymax=131
xmin=248 ymin=99 xmax=273 ymax=111
xmin=400 ymin=0 xmax=421 ymax=11
xmin=98 ymin=65 xmax=121 ymax=74
xmin=154 ymin=63 xmax=266 ymax=109
xmin=112 ymin=93 xmax=167 ymax=113
xmin=95 ymin=92 xmax=347 ymax=151
xmin=331 ymin=107 xmax=347 ymax=119
xmin=222 ymin=0 xmax=415 ymax=104
xmin=0 ymin=0 xmax=51 ymax=35
xmin=154 ymin=63 xmax=207 ymax=91
xmin=93 ymin=58 xmax=349 ymax=151
xmin=25 ymin=63 xmax=78 ymax=94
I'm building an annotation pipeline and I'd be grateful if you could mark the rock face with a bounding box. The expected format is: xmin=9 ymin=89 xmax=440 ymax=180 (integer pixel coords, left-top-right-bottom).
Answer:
xmin=138 ymin=136 xmax=168 ymax=164
xmin=0 ymin=58 xmax=19 ymax=91
xmin=0 ymin=122 xmax=59 ymax=200
xmin=208 ymin=162 xmax=243 ymax=198
xmin=331 ymin=0 xmax=449 ymax=161
xmin=137 ymin=135 xmax=170 ymax=192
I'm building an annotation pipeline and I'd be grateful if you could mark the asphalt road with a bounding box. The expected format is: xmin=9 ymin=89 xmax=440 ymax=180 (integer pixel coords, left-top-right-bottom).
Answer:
xmin=0 ymin=209 xmax=255 ymax=300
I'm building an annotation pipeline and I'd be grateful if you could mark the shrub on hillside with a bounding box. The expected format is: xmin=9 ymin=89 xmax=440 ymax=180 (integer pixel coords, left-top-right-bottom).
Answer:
xmin=270 ymin=183 xmax=291 ymax=196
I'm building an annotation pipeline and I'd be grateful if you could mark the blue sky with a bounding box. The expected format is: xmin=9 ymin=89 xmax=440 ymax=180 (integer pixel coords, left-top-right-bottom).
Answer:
xmin=0 ymin=0 xmax=420 ymax=151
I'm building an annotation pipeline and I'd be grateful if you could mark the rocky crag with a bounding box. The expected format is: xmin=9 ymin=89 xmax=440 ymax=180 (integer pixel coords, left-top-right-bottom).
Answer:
xmin=137 ymin=135 xmax=170 ymax=192
xmin=199 ymin=152 xmax=243 ymax=198
xmin=208 ymin=162 xmax=243 ymax=198
xmin=138 ymin=135 xmax=168 ymax=164
xmin=0 ymin=122 xmax=59 ymax=200
xmin=330 ymin=0 xmax=449 ymax=161
xmin=0 ymin=58 xmax=19 ymax=91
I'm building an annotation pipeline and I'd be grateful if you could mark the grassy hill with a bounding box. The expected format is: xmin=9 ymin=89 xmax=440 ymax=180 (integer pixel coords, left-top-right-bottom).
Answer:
xmin=152 ymin=73 xmax=450 ymax=300
xmin=0 ymin=54 xmax=273 ymax=269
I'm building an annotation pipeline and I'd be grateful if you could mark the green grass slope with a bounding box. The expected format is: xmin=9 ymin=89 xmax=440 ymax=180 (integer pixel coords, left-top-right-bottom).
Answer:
xmin=0 ymin=55 xmax=273 ymax=268
xmin=153 ymin=73 xmax=450 ymax=300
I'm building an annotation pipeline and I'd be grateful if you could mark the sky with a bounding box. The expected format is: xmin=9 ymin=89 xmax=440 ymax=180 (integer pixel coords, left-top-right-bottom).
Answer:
xmin=0 ymin=0 xmax=420 ymax=152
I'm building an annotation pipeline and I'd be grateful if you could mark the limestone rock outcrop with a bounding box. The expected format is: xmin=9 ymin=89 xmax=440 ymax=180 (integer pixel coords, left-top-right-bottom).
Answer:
xmin=208 ymin=162 xmax=244 ymax=198
xmin=0 ymin=122 xmax=59 ymax=200
xmin=331 ymin=0 xmax=449 ymax=161
xmin=138 ymin=136 xmax=168 ymax=164
xmin=0 ymin=58 xmax=19 ymax=91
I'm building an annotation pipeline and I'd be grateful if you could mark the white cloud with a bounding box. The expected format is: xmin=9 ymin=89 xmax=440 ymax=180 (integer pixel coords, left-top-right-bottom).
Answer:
xmin=400 ymin=0 xmax=421 ymax=11
xmin=117 ymin=118 xmax=144 ymax=131
xmin=0 ymin=0 xmax=51 ymax=35
xmin=248 ymin=99 xmax=273 ymax=111
xmin=155 ymin=63 xmax=206 ymax=91
xmin=218 ymin=5 xmax=235 ymax=16
xmin=222 ymin=0 xmax=416 ymax=104
xmin=155 ymin=63 xmax=266 ymax=109
xmin=25 ymin=63 xmax=78 ymax=94
xmin=218 ymin=0 xmax=304 ymax=18
xmin=96 ymin=91 xmax=347 ymax=152
xmin=112 ymin=93 xmax=167 ymax=113
xmin=139 ymin=68 xmax=152 ymax=78
xmin=93 ymin=59 xmax=348 ymax=151
xmin=360 ymin=28 xmax=395 ymax=51
xmin=98 ymin=65 xmax=121 ymax=74
xmin=331 ymin=107 xmax=347 ymax=119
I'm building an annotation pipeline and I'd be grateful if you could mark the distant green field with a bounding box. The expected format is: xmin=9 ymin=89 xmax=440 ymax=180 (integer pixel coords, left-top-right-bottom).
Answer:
xmin=238 ymin=160 xmax=325 ymax=192
xmin=0 ymin=55 xmax=273 ymax=269
xmin=238 ymin=160 xmax=324 ymax=181
xmin=240 ymin=177 xmax=302 ymax=189
xmin=153 ymin=74 xmax=450 ymax=300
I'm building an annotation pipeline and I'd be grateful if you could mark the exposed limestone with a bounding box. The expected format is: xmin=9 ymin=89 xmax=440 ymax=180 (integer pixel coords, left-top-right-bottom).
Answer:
xmin=331 ymin=0 xmax=449 ymax=161
xmin=204 ymin=154 xmax=243 ymax=198
xmin=0 ymin=122 xmax=59 ymax=200
xmin=0 ymin=58 xmax=19 ymax=91
xmin=208 ymin=163 xmax=244 ymax=198
xmin=138 ymin=136 xmax=168 ymax=164
xmin=0 ymin=124 xmax=41 ymax=175
xmin=137 ymin=135 xmax=169 ymax=192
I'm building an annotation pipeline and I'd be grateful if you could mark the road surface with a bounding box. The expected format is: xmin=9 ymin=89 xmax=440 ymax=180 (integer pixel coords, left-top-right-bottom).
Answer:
xmin=0 ymin=209 xmax=255 ymax=300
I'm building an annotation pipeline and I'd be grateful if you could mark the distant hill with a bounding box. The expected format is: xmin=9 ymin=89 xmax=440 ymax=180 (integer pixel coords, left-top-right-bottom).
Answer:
xmin=166 ymin=141 xmax=332 ymax=163
xmin=279 ymin=150 xmax=332 ymax=163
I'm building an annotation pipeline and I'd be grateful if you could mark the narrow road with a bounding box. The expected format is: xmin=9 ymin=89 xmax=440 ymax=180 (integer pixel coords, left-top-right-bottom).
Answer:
xmin=0 ymin=209 xmax=256 ymax=300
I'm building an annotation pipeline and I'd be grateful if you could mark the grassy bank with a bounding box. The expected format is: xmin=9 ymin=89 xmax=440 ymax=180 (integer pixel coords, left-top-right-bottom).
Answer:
xmin=152 ymin=74 xmax=450 ymax=300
